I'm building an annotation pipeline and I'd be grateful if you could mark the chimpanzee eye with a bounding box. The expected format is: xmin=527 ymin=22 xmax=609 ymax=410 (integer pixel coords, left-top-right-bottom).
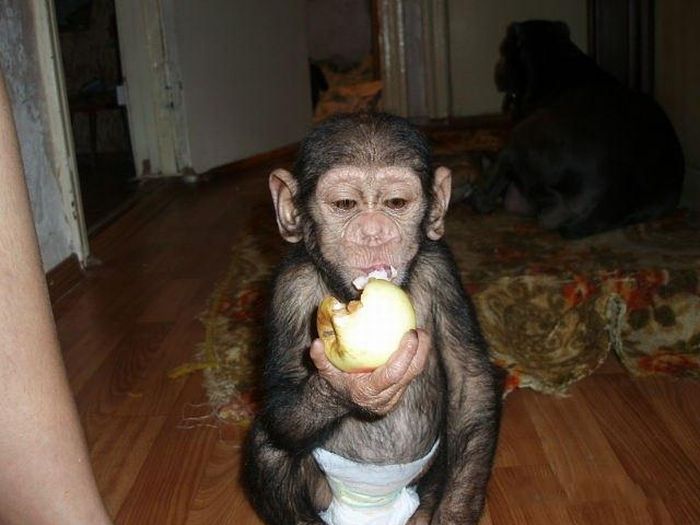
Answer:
xmin=385 ymin=198 xmax=408 ymax=210
xmin=333 ymin=199 xmax=356 ymax=211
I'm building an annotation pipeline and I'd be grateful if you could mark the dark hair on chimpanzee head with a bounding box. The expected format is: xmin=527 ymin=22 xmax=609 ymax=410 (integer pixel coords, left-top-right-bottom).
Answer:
xmin=293 ymin=112 xmax=433 ymax=206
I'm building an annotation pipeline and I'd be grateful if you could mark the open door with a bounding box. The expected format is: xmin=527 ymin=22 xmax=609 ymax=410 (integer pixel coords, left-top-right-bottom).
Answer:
xmin=53 ymin=0 xmax=139 ymax=233
xmin=31 ymin=0 xmax=91 ymax=264
xmin=27 ymin=0 xmax=190 ymax=268
xmin=114 ymin=0 xmax=191 ymax=178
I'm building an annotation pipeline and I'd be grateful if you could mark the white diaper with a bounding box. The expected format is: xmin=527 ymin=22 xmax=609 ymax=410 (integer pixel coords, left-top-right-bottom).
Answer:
xmin=311 ymin=440 xmax=440 ymax=525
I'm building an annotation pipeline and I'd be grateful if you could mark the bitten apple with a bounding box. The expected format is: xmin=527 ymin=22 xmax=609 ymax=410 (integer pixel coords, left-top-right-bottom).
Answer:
xmin=316 ymin=278 xmax=416 ymax=373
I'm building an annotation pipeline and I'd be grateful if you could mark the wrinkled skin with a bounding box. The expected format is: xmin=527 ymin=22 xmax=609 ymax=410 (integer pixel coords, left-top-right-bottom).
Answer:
xmin=243 ymin=112 xmax=503 ymax=525
xmin=312 ymin=166 xmax=427 ymax=287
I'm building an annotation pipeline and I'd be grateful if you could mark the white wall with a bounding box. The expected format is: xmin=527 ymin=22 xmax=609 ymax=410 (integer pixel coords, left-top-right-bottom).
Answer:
xmin=0 ymin=1 xmax=76 ymax=271
xmin=656 ymin=0 xmax=700 ymax=209
xmin=169 ymin=0 xmax=312 ymax=174
xmin=447 ymin=0 xmax=588 ymax=116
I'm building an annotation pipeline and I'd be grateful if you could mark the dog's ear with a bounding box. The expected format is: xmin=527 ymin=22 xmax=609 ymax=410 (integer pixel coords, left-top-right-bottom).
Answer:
xmin=497 ymin=22 xmax=528 ymax=100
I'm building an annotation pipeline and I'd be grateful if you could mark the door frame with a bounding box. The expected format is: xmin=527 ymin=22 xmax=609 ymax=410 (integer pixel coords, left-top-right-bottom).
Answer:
xmin=32 ymin=0 xmax=90 ymax=265
xmin=114 ymin=0 xmax=192 ymax=178
xmin=377 ymin=0 xmax=451 ymax=119
xmin=29 ymin=0 xmax=193 ymax=268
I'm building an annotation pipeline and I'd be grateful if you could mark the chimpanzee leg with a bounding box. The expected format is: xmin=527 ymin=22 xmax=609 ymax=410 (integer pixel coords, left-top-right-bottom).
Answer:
xmin=243 ymin=421 xmax=330 ymax=525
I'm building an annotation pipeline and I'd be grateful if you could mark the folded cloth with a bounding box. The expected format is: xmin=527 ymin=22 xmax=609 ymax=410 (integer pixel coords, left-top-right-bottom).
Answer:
xmin=312 ymin=440 xmax=440 ymax=525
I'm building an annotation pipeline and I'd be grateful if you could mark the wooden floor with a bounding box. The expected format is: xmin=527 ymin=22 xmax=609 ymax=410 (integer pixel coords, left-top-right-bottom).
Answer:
xmin=54 ymin=159 xmax=700 ymax=524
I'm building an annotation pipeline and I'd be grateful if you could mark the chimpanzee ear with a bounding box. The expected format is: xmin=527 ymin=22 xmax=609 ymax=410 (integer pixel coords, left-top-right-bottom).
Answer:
xmin=269 ymin=168 xmax=303 ymax=243
xmin=426 ymin=166 xmax=451 ymax=240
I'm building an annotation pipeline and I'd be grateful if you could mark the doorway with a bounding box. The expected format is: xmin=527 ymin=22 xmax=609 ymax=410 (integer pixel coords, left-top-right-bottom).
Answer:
xmin=305 ymin=0 xmax=382 ymax=122
xmin=54 ymin=0 xmax=136 ymax=234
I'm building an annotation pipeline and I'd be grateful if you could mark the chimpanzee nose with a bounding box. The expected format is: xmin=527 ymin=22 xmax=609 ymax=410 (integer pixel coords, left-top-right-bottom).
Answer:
xmin=346 ymin=212 xmax=400 ymax=247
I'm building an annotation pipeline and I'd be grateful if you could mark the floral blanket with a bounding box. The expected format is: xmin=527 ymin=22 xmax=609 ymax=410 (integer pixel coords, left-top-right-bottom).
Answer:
xmin=184 ymin=128 xmax=700 ymax=424
xmin=448 ymin=208 xmax=700 ymax=394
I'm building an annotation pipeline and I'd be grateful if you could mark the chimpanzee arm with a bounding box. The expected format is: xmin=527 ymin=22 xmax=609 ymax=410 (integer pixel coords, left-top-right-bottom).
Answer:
xmin=261 ymin=250 xmax=431 ymax=455
xmin=259 ymin=255 xmax=353 ymax=453
xmin=412 ymin=243 xmax=503 ymax=524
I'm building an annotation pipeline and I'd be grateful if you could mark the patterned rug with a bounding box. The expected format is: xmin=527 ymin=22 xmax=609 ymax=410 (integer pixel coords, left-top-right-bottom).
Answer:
xmin=176 ymin=128 xmax=700 ymax=425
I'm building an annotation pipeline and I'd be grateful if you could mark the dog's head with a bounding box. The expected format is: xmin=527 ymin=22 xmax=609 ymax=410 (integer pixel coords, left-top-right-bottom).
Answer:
xmin=494 ymin=20 xmax=576 ymax=117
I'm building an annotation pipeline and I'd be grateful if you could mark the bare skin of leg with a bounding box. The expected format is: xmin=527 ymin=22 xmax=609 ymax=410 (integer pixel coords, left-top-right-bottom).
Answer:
xmin=0 ymin=72 xmax=112 ymax=524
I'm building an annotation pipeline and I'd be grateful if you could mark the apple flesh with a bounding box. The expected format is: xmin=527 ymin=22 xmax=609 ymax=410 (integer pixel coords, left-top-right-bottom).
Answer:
xmin=316 ymin=278 xmax=416 ymax=373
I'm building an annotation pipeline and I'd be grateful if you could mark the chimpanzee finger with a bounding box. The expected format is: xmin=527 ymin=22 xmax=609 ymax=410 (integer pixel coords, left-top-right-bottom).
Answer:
xmin=309 ymin=338 xmax=341 ymax=376
xmin=371 ymin=329 xmax=419 ymax=389
xmin=365 ymin=384 xmax=405 ymax=416
xmin=402 ymin=328 xmax=430 ymax=383
xmin=388 ymin=328 xmax=430 ymax=387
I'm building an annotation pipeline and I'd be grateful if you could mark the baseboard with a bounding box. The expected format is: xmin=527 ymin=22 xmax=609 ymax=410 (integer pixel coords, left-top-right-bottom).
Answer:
xmin=205 ymin=142 xmax=299 ymax=176
xmin=46 ymin=253 xmax=84 ymax=305
xmin=45 ymin=142 xmax=298 ymax=304
xmin=46 ymin=142 xmax=297 ymax=305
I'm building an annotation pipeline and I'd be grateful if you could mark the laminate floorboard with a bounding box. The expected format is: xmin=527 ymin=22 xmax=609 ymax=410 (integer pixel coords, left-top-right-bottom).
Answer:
xmin=53 ymin=160 xmax=700 ymax=524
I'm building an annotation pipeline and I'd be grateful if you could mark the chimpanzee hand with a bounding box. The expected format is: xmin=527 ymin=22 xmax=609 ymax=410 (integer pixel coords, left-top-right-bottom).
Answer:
xmin=309 ymin=328 xmax=430 ymax=415
xmin=407 ymin=509 xmax=431 ymax=525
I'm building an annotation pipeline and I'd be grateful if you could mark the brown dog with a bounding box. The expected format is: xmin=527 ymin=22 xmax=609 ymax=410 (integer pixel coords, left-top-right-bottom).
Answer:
xmin=470 ymin=20 xmax=684 ymax=238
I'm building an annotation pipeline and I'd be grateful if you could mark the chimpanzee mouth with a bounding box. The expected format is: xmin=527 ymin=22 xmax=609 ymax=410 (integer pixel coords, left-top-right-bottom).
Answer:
xmin=352 ymin=264 xmax=397 ymax=290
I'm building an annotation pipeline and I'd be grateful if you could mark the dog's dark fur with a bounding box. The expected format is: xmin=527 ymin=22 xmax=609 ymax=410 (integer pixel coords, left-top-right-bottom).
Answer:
xmin=470 ymin=20 xmax=685 ymax=238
